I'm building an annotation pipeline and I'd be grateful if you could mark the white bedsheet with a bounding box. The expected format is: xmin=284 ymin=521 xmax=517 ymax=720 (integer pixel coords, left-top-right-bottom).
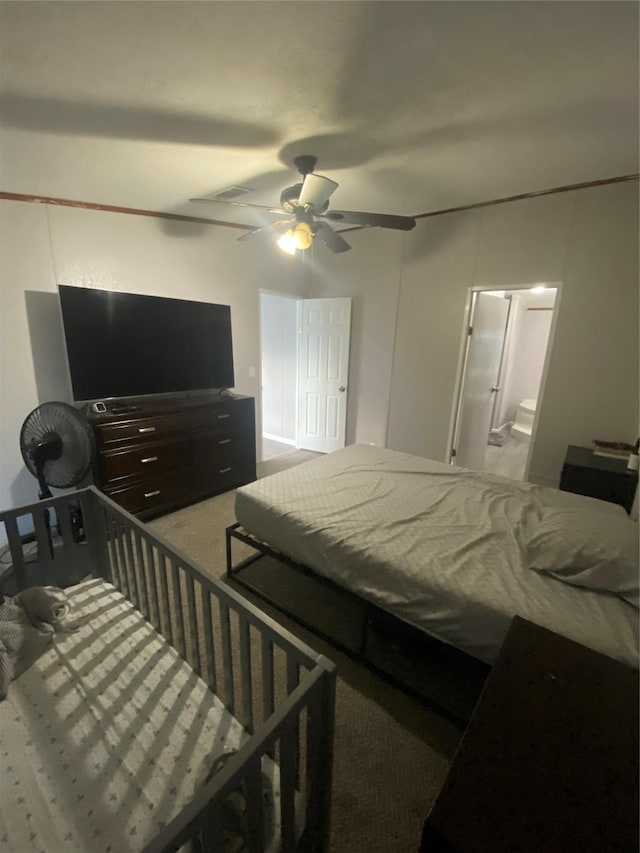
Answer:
xmin=0 ymin=578 xmax=282 ymax=853
xmin=235 ymin=444 xmax=639 ymax=668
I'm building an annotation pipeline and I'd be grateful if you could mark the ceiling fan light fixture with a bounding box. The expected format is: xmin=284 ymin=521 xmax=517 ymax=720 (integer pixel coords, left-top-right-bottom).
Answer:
xmin=277 ymin=229 xmax=298 ymax=255
xmin=293 ymin=221 xmax=313 ymax=250
xmin=277 ymin=221 xmax=313 ymax=255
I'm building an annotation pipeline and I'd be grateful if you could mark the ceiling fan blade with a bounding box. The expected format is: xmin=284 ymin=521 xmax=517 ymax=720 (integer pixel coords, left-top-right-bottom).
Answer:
xmin=323 ymin=209 xmax=416 ymax=231
xmin=237 ymin=220 xmax=291 ymax=242
xmin=190 ymin=197 xmax=287 ymax=215
xmin=314 ymin=222 xmax=351 ymax=253
xmin=298 ymin=174 xmax=339 ymax=211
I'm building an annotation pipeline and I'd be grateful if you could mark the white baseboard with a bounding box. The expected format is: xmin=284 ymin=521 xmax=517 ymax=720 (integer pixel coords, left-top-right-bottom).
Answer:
xmin=263 ymin=433 xmax=297 ymax=446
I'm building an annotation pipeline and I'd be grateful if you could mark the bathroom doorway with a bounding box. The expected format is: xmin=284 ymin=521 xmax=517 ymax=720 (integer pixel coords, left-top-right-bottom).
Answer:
xmin=450 ymin=284 xmax=560 ymax=481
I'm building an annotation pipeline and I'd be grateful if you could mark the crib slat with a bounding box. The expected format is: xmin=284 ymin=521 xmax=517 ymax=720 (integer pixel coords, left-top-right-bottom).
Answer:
xmin=101 ymin=510 xmax=114 ymax=586
xmin=33 ymin=507 xmax=54 ymax=567
xmin=305 ymin=683 xmax=323 ymax=848
xmin=170 ymin=559 xmax=186 ymax=660
xmin=244 ymin=756 xmax=265 ymax=851
xmin=126 ymin=529 xmax=141 ymax=612
xmin=220 ymin=601 xmax=235 ymax=715
xmin=134 ymin=530 xmax=151 ymax=620
xmin=185 ymin=574 xmax=199 ymax=674
xmin=158 ymin=552 xmax=173 ymax=646
xmin=108 ymin=515 xmax=125 ymax=595
xmin=239 ymin=616 xmax=253 ymax=734
xmin=145 ymin=539 xmax=160 ymax=631
xmin=3 ymin=516 xmax=26 ymax=590
xmin=116 ymin=519 xmax=133 ymax=600
xmin=287 ymin=656 xmax=300 ymax=788
xmin=201 ymin=591 xmax=217 ymax=693
xmin=279 ymin=724 xmax=297 ymax=853
xmin=262 ymin=636 xmax=275 ymax=725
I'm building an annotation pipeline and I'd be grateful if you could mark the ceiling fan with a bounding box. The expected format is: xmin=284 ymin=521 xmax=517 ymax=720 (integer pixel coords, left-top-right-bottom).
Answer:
xmin=190 ymin=155 xmax=416 ymax=254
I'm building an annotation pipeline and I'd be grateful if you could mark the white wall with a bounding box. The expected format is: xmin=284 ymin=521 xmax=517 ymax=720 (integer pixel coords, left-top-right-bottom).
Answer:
xmin=311 ymin=181 xmax=638 ymax=487
xmin=308 ymin=228 xmax=404 ymax=447
xmin=260 ymin=291 xmax=298 ymax=443
xmin=0 ymin=199 xmax=309 ymax=511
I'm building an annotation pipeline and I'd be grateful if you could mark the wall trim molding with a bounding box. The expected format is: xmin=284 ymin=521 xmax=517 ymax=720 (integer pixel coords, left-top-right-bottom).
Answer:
xmin=2 ymin=172 xmax=638 ymax=233
xmin=338 ymin=173 xmax=640 ymax=233
xmin=0 ymin=191 xmax=251 ymax=231
xmin=414 ymin=173 xmax=640 ymax=221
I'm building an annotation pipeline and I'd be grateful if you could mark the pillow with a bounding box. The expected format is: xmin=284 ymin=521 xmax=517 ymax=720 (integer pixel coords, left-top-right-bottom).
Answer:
xmin=523 ymin=508 xmax=639 ymax=607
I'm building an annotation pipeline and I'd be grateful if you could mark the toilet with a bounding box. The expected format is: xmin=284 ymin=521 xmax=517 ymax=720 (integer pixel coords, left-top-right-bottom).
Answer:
xmin=511 ymin=398 xmax=536 ymax=441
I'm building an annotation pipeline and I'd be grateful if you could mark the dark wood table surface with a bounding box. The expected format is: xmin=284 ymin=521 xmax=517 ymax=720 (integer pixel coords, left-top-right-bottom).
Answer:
xmin=421 ymin=616 xmax=639 ymax=853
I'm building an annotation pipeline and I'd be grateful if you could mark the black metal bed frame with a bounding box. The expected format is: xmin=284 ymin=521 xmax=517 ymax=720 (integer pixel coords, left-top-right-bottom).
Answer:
xmin=226 ymin=522 xmax=490 ymax=725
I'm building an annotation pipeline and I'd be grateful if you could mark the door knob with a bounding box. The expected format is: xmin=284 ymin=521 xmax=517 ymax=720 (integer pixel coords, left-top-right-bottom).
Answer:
xmin=339 ymin=386 xmax=346 ymax=392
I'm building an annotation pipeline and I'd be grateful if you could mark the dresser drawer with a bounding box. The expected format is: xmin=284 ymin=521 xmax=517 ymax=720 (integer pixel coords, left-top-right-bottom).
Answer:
xmin=95 ymin=414 xmax=183 ymax=446
xmin=99 ymin=437 xmax=189 ymax=485
xmin=188 ymin=402 xmax=249 ymax=433
xmin=105 ymin=471 xmax=188 ymax=515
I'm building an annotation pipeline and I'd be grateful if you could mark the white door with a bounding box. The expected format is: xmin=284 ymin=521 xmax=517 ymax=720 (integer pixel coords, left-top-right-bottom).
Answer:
xmin=298 ymin=297 xmax=351 ymax=453
xmin=453 ymin=292 xmax=510 ymax=470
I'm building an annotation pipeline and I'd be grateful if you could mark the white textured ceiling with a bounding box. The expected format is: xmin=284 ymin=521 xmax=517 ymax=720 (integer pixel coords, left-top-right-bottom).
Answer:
xmin=0 ymin=1 xmax=638 ymax=227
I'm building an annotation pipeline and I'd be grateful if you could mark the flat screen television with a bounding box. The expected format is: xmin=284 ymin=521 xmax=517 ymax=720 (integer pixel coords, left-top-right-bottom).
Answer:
xmin=58 ymin=285 xmax=235 ymax=402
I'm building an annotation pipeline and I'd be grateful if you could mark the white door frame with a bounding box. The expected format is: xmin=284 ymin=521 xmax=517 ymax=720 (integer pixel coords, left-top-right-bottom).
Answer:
xmin=446 ymin=281 xmax=563 ymax=480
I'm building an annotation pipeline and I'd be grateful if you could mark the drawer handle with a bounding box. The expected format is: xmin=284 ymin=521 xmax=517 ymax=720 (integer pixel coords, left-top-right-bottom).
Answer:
xmin=138 ymin=426 xmax=156 ymax=434
xmin=141 ymin=456 xmax=158 ymax=464
xmin=219 ymin=467 xmax=232 ymax=474
xmin=217 ymin=414 xmax=230 ymax=420
xmin=218 ymin=439 xmax=231 ymax=445
xmin=144 ymin=490 xmax=161 ymax=498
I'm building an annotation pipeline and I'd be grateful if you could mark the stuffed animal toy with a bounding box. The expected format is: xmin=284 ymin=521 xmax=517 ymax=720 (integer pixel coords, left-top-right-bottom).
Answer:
xmin=0 ymin=586 xmax=73 ymax=700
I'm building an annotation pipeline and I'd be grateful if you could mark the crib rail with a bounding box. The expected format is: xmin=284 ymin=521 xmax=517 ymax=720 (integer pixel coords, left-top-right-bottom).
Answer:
xmin=0 ymin=487 xmax=336 ymax=853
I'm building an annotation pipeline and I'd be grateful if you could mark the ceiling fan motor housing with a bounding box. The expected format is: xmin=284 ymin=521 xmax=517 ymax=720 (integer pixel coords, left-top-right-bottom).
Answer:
xmin=280 ymin=183 xmax=304 ymax=212
xmin=280 ymin=183 xmax=330 ymax=215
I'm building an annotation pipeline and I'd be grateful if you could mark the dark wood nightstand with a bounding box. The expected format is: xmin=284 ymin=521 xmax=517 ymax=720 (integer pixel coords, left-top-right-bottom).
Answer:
xmin=420 ymin=617 xmax=639 ymax=853
xmin=559 ymin=444 xmax=638 ymax=513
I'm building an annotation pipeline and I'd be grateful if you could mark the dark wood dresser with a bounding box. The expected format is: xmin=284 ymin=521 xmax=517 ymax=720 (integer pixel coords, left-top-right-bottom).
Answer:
xmin=88 ymin=394 xmax=256 ymax=518
xmin=420 ymin=617 xmax=639 ymax=853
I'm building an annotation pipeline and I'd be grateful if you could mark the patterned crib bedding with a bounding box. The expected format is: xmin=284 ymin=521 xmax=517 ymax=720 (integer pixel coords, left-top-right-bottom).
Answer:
xmin=0 ymin=578 xmax=282 ymax=853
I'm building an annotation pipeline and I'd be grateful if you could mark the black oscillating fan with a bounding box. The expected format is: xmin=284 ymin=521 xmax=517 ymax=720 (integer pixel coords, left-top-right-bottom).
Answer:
xmin=20 ymin=401 xmax=94 ymax=498
xmin=20 ymin=402 xmax=94 ymax=550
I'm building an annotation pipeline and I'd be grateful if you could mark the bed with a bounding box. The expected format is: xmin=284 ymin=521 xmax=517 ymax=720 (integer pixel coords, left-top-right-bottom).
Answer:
xmin=0 ymin=487 xmax=336 ymax=853
xmin=227 ymin=445 xmax=638 ymax=715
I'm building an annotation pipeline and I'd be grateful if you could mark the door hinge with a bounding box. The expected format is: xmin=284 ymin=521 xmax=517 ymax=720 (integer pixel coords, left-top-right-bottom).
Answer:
xmin=467 ymin=326 xmax=473 ymax=336
xmin=451 ymin=448 xmax=457 ymax=458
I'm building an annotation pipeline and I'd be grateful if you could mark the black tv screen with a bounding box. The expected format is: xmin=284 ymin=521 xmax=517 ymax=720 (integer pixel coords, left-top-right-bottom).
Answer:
xmin=58 ymin=285 xmax=235 ymax=401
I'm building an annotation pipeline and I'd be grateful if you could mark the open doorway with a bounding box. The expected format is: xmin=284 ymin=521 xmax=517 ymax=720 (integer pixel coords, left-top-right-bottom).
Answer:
xmin=450 ymin=284 xmax=560 ymax=482
xmin=260 ymin=291 xmax=300 ymax=461
xmin=260 ymin=293 xmax=353 ymax=461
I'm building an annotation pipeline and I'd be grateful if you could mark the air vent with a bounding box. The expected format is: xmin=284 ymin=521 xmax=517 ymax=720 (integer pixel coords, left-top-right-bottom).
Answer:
xmin=209 ymin=185 xmax=253 ymax=201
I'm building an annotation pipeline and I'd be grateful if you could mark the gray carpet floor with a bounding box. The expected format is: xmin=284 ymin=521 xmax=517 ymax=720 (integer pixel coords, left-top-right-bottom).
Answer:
xmin=150 ymin=450 xmax=461 ymax=853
